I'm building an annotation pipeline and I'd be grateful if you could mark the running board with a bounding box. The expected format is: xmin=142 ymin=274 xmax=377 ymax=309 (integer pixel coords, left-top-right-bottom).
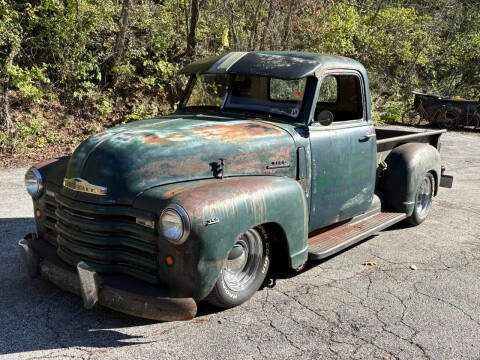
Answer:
xmin=308 ymin=212 xmax=407 ymax=260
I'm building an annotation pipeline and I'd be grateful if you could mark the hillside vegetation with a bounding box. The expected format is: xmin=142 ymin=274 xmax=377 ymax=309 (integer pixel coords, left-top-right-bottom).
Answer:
xmin=1 ymin=0 xmax=479 ymax=167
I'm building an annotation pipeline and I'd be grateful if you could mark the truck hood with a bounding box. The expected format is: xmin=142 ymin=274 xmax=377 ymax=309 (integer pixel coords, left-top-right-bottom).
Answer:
xmin=63 ymin=114 xmax=296 ymax=204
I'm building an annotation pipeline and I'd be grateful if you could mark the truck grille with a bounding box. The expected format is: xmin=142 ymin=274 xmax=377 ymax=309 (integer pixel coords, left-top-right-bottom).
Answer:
xmin=53 ymin=194 xmax=159 ymax=284
xmin=42 ymin=192 xmax=60 ymax=246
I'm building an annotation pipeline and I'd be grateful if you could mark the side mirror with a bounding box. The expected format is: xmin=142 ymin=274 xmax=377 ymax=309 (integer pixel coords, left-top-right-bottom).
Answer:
xmin=316 ymin=110 xmax=334 ymax=126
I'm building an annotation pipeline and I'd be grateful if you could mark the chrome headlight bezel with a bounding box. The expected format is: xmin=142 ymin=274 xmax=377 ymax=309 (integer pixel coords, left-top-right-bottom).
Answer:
xmin=24 ymin=167 xmax=44 ymax=199
xmin=160 ymin=204 xmax=190 ymax=245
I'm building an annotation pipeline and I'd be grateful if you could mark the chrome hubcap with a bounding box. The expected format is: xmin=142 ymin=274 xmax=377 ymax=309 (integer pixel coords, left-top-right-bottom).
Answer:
xmin=416 ymin=176 xmax=432 ymax=218
xmin=223 ymin=229 xmax=263 ymax=292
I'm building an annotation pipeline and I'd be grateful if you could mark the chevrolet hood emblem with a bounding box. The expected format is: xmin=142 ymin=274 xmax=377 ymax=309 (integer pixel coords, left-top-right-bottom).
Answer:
xmin=63 ymin=178 xmax=108 ymax=196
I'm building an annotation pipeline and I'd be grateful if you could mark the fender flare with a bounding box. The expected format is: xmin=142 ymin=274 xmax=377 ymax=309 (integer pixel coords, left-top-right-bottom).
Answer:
xmin=378 ymin=143 xmax=441 ymax=215
xmin=135 ymin=176 xmax=309 ymax=300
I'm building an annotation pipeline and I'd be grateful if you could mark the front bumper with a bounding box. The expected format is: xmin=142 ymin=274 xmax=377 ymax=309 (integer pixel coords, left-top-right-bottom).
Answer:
xmin=18 ymin=233 xmax=197 ymax=321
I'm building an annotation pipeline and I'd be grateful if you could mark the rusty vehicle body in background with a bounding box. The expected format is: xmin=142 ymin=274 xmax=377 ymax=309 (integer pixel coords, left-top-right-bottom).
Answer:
xmin=18 ymin=52 xmax=453 ymax=321
xmin=403 ymin=91 xmax=480 ymax=129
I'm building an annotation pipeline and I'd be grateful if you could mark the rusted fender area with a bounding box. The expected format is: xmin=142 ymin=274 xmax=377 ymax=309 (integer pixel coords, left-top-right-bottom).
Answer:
xmin=134 ymin=176 xmax=309 ymax=301
xmin=378 ymin=142 xmax=441 ymax=215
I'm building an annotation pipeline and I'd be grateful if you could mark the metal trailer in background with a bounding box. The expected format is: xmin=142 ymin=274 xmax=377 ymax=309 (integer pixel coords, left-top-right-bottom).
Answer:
xmin=403 ymin=91 xmax=480 ymax=130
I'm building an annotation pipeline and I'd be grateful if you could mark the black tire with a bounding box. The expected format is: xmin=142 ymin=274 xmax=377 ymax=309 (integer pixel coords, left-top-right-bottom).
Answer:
xmin=436 ymin=108 xmax=458 ymax=129
xmin=205 ymin=226 xmax=271 ymax=308
xmin=406 ymin=173 xmax=435 ymax=226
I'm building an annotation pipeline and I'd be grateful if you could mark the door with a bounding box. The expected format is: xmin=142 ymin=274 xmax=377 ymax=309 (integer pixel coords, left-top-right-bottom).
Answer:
xmin=308 ymin=72 xmax=376 ymax=232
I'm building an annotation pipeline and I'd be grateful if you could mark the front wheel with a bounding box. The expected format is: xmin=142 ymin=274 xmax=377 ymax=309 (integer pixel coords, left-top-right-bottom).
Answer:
xmin=205 ymin=226 xmax=270 ymax=308
xmin=406 ymin=173 xmax=435 ymax=226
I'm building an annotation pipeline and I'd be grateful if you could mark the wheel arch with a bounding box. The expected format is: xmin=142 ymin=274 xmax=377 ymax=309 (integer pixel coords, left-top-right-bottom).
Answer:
xmin=378 ymin=142 xmax=441 ymax=216
xmin=135 ymin=176 xmax=309 ymax=300
xmin=428 ymin=169 xmax=439 ymax=196
xmin=261 ymin=222 xmax=295 ymax=272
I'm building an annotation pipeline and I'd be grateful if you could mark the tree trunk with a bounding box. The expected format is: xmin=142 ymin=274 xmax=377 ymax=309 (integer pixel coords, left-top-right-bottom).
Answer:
xmin=113 ymin=0 xmax=132 ymax=68
xmin=259 ymin=0 xmax=274 ymax=50
xmin=186 ymin=0 xmax=200 ymax=57
xmin=248 ymin=0 xmax=263 ymax=50
xmin=1 ymin=42 xmax=20 ymax=132
xmin=228 ymin=2 xmax=238 ymax=50
xmin=75 ymin=0 xmax=80 ymax=19
xmin=281 ymin=0 xmax=295 ymax=50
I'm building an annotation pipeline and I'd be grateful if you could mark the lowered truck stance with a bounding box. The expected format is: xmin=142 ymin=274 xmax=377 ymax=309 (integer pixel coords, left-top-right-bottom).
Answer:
xmin=19 ymin=52 xmax=453 ymax=321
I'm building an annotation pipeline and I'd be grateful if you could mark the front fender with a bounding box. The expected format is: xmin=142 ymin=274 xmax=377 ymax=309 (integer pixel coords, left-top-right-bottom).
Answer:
xmin=34 ymin=156 xmax=71 ymax=186
xmin=134 ymin=176 xmax=308 ymax=300
xmin=378 ymin=143 xmax=441 ymax=215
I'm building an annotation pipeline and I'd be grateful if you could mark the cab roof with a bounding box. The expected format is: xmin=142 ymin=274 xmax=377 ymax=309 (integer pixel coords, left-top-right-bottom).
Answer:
xmin=179 ymin=51 xmax=365 ymax=80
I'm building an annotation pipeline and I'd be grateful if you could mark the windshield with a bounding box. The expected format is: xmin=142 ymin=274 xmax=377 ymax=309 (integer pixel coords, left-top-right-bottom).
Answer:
xmin=184 ymin=73 xmax=307 ymax=119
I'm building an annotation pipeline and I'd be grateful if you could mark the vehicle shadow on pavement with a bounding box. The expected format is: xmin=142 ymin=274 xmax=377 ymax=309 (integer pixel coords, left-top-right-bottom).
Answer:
xmin=0 ymin=217 xmax=157 ymax=355
xmin=264 ymin=219 xmax=411 ymax=283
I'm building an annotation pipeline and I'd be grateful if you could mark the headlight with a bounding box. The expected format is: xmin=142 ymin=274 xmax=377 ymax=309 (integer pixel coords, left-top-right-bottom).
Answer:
xmin=160 ymin=204 xmax=190 ymax=244
xmin=25 ymin=167 xmax=43 ymax=199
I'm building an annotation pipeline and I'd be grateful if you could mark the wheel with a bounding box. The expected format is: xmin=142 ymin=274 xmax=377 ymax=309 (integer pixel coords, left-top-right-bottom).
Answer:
xmin=205 ymin=226 xmax=271 ymax=308
xmin=406 ymin=173 xmax=434 ymax=226
xmin=436 ymin=108 xmax=458 ymax=129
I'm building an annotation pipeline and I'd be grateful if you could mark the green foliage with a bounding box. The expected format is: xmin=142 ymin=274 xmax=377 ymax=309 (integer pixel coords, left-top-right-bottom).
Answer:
xmin=382 ymin=101 xmax=408 ymax=123
xmin=122 ymin=103 xmax=159 ymax=123
xmin=94 ymin=99 xmax=114 ymax=117
xmin=7 ymin=64 xmax=50 ymax=103
xmin=87 ymin=121 xmax=102 ymax=134
xmin=1 ymin=0 xmax=479 ymax=161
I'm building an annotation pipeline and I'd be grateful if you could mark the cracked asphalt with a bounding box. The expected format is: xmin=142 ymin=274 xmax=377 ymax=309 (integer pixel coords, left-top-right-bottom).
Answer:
xmin=1 ymin=127 xmax=479 ymax=359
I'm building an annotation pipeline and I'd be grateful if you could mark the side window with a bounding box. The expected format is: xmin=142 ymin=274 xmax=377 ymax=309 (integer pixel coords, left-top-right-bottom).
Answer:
xmin=318 ymin=76 xmax=338 ymax=103
xmin=270 ymin=78 xmax=307 ymax=101
xmin=316 ymin=74 xmax=364 ymax=122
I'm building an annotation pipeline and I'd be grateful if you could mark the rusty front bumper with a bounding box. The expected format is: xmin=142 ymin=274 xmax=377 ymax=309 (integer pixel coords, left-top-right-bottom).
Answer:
xmin=18 ymin=234 xmax=197 ymax=321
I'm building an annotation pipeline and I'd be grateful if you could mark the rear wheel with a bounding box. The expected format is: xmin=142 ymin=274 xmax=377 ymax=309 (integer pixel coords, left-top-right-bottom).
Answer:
xmin=205 ymin=226 xmax=270 ymax=308
xmin=436 ymin=108 xmax=458 ymax=129
xmin=406 ymin=173 xmax=435 ymax=226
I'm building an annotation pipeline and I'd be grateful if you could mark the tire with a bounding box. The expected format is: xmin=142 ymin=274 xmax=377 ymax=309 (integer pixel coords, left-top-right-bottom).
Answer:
xmin=436 ymin=108 xmax=458 ymax=129
xmin=406 ymin=173 xmax=435 ymax=226
xmin=205 ymin=226 xmax=271 ymax=308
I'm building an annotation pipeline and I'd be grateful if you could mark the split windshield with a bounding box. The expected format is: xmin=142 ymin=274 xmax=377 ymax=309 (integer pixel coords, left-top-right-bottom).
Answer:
xmin=184 ymin=73 xmax=307 ymax=119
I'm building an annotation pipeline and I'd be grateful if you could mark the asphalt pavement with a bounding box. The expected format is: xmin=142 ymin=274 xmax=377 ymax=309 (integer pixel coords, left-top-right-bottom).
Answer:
xmin=1 ymin=127 xmax=479 ymax=359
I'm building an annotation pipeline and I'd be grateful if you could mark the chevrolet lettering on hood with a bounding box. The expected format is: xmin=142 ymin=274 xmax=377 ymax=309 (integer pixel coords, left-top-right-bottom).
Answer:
xmin=63 ymin=177 xmax=108 ymax=195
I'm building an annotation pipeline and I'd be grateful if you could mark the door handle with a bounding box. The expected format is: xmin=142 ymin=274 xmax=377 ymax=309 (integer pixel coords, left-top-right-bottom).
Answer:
xmin=359 ymin=133 xmax=376 ymax=142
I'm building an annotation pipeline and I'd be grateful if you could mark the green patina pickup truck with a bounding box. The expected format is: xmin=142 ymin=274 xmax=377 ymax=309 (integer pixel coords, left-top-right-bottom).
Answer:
xmin=19 ymin=52 xmax=453 ymax=321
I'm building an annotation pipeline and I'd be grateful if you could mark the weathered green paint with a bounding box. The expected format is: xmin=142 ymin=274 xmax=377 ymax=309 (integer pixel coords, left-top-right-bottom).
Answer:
xmin=64 ymin=116 xmax=296 ymax=204
xmin=378 ymin=143 xmax=441 ymax=215
xmin=26 ymin=52 xmax=444 ymax=310
xmin=134 ymin=176 xmax=308 ymax=300
xmin=309 ymin=123 xmax=376 ymax=231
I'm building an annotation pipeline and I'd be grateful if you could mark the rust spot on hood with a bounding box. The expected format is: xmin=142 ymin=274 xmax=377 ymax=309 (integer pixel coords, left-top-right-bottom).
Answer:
xmin=190 ymin=121 xmax=283 ymax=142
xmin=144 ymin=135 xmax=172 ymax=145
xmin=144 ymin=133 xmax=190 ymax=145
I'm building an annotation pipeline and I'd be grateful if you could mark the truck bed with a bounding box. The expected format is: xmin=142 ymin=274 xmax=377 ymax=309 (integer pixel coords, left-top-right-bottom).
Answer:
xmin=375 ymin=127 xmax=445 ymax=164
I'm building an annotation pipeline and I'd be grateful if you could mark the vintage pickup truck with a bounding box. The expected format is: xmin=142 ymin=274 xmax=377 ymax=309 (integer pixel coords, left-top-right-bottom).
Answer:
xmin=19 ymin=52 xmax=453 ymax=321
